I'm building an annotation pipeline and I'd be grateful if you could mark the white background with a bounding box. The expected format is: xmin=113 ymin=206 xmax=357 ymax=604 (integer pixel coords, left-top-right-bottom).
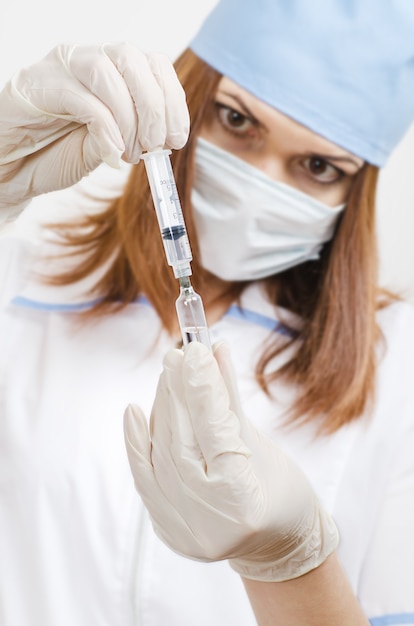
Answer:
xmin=1 ymin=0 xmax=413 ymax=302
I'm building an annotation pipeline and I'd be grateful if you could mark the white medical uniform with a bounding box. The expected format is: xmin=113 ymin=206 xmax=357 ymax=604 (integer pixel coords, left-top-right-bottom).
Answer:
xmin=1 ymin=165 xmax=414 ymax=626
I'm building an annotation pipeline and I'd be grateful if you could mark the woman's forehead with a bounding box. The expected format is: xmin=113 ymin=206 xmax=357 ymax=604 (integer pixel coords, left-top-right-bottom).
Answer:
xmin=216 ymin=77 xmax=364 ymax=164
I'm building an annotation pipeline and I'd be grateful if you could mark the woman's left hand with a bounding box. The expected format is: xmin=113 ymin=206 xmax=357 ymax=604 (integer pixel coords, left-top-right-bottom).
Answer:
xmin=124 ymin=341 xmax=338 ymax=582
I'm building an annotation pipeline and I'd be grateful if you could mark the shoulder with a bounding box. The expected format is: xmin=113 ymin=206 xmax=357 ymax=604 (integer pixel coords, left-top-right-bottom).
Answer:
xmin=374 ymin=299 xmax=414 ymax=428
xmin=377 ymin=296 xmax=414 ymax=328
xmin=377 ymin=298 xmax=414 ymax=359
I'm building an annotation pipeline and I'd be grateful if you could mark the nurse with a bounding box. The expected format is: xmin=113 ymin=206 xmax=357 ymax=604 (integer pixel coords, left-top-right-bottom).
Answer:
xmin=0 ymin=0 xmax=414 ymax=625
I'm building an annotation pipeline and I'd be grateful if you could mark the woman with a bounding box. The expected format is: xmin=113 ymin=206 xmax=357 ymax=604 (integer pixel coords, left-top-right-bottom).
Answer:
xmin=0 ymin=0 xmax=413 ymax=624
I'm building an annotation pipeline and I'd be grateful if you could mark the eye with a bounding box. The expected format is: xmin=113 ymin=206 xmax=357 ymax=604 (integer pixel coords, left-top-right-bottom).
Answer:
xmin=303 ymin=156 xmax=345 ymax=184
xmin=215 ymin=102 xmax=257 ymax=137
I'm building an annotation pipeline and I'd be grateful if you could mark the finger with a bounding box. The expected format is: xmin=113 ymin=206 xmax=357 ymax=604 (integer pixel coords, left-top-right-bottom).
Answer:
xmin=150 ymin=352 xmax=206 ymax=496
xmin=104 ymin=44 xmax=174 ymax=153
xmin=123 ymin=402 xmax=181 ymax=528
xmin=213 ymin=341 xmax=271 ymax=458
xmin=160 ymin=349 xmax=207 ymax=477
xmin=212 ymin=341 xmax=245 ymax=417
xmin=123 ymin=403 xmax=204 ymax=556
xmin=69 ymin=43 xmax=141 ymax=162
xmin=164 ymin=345 xmax=260 ymax=523
xmin=174 ymin=342 xmax=252 ymax=474
xmin=146 ymin=52 xmax=190 ymax=149
xmin=123 ymin=403 xmax=155 ymax=480
xmin=150 ymin=350 xmax=248 ymax=532
xmin=16 ymin=45 xmax=125 ymax=168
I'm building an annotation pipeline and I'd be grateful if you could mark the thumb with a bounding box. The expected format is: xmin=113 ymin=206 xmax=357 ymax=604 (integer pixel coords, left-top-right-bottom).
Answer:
xmin=178 ymin=342 xmax=251 ymax=471
xmin=213 ymin=341 xmax=245 ymax=418
xmin=212 ymin=341 xmax=260 ymax=455
xmin=124 ymin=402 xmax=196 ymax=555
xmin=123 ymin=403 xmax=154 ymax=481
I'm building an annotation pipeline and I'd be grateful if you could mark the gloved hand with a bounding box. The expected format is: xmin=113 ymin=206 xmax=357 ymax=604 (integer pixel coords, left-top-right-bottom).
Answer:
xmin=0 ymin=43 xmax=189 ymax=208
xmin=124 ymin=341 xmax=338 ymax=582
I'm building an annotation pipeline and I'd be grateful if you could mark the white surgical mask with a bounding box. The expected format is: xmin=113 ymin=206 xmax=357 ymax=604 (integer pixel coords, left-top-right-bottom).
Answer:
xmin=191 ymin=137 xmax=345 ymax=281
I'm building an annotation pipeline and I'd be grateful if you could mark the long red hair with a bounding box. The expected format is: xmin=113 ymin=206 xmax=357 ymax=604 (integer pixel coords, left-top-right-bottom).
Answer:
xmin=48 ymin=49 xmax=391 ymax=433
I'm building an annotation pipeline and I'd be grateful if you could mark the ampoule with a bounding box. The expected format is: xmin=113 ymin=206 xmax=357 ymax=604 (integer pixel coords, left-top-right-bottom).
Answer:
xmin=175 ymin=276 xmax=211 ymax=349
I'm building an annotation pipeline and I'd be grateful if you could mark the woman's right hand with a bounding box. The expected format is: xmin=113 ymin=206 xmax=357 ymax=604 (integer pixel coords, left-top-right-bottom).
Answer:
xmin=0 ymin=43 xmax=189 ymax=208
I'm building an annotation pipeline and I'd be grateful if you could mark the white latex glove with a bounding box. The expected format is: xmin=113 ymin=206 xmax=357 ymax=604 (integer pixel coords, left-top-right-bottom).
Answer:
xmin=0 ymin=43 xmax=189 ymax=208
xmin=124 ymin=341 xmax=338 ymax=582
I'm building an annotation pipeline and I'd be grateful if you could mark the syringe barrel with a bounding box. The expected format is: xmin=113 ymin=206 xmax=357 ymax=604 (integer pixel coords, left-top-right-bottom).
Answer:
xmin=141 ymin=150 xmax=192 ymax=278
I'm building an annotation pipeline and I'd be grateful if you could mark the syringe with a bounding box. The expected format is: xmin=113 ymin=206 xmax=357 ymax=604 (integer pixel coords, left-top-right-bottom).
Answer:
xmin=141 ymin=150 xmax=211 ymax=349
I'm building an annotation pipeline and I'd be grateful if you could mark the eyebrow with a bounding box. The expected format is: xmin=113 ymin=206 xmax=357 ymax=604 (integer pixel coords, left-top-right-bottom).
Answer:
xmin=216 ymin=91 xmax=260 ymax=124
xmin=216 ymin=90 xmax=364 ymax=170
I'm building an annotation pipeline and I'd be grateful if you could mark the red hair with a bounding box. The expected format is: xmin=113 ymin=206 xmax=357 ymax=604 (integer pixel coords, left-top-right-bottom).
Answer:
xmin=48 ymin=49 xmax=392 ymax=433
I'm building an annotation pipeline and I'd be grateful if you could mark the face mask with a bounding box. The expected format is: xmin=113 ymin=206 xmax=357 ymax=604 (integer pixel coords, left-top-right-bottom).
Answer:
xmin=191 ymin=137 xmax=345 ymax=281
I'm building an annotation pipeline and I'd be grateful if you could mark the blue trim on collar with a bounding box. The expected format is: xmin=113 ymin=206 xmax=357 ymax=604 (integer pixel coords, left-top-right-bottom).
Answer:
xmin=11 ymin=294 xmax=154 ymax=312
xmin=224 ymin=304 xmax=296 ymax=338
xmin=11 ymin=294 xmax=295 ymax=337
xmin=11 ymin=295 xmax=103 ymax=312
xmin=369 ymin=614 xmax=414 ymax=625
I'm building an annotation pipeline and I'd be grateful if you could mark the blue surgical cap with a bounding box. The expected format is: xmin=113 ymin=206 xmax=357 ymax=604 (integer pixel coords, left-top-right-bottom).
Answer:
xmin=190 ymin=0 xmax=414 ymax=166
